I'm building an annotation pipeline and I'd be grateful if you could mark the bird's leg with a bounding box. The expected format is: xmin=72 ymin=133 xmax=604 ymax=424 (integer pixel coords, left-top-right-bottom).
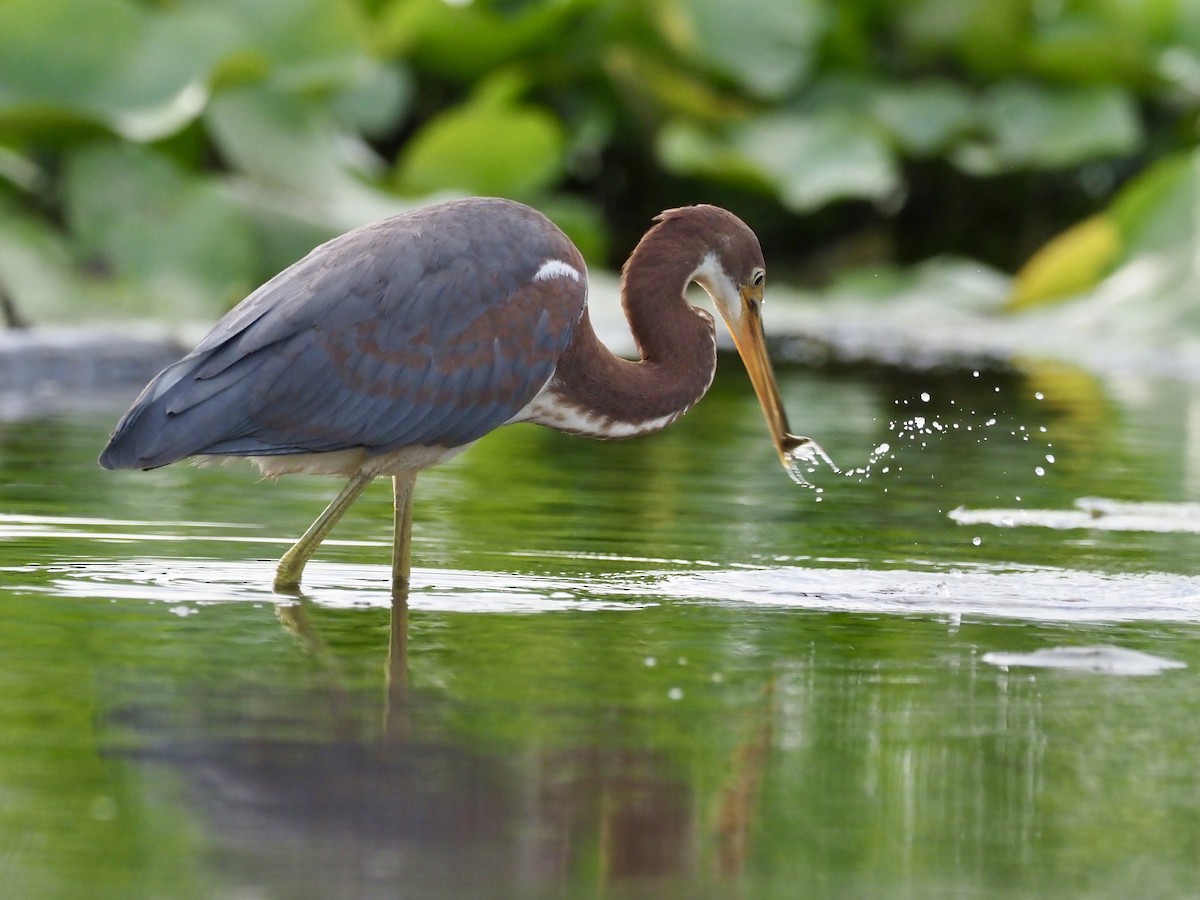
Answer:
xmin=391 ymin=472 xmax=417 ymax=590
xmin=274 ymin=472 xmax=375 ymax=592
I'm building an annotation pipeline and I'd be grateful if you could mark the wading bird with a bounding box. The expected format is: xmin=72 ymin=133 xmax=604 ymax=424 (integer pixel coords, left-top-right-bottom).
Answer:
xmin=100 ymin=198 xmax=829 ymax=591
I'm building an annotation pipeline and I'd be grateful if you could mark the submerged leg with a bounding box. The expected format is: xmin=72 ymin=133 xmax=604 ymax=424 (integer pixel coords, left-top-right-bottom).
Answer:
xmin=391 ymin=473 xmax=417 ymax=590
xmin=274 ymin=473 xmax=374 ymax=591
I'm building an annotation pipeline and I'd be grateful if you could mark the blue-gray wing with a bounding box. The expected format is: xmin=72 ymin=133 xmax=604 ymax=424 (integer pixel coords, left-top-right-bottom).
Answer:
xmin=99 ymin=200 xmax=588 ymax=469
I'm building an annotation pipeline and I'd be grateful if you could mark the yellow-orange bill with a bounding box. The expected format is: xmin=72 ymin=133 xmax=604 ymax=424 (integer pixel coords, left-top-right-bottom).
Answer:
xmin=726 ymin=293 xmax=838 ymax=486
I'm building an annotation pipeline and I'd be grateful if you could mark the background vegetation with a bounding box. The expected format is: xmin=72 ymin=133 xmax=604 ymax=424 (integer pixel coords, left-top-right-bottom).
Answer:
xmin=1 ymin=0 xmax=1198 ymax=322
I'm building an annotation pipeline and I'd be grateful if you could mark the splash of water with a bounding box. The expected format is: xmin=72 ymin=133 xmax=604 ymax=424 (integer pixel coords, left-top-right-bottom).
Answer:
xmin=781 ymin=433 xmax=840 ymax=488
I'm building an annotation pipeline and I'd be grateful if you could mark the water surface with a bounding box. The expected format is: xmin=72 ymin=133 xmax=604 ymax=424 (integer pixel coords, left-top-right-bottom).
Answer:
xmin=2 ymin=362 xmax=1199 ymax=899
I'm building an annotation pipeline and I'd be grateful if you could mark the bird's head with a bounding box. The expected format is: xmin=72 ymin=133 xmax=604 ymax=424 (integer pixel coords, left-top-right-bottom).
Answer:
xmin=678 ymin=206 xmax=836 ymax=485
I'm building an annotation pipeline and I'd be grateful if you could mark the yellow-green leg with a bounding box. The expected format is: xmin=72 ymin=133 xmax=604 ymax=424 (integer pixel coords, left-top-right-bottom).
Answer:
xmin=274 ymin=472 xmax=374 ymax=592
xmin=391 ymin=472 xmax=417 ymax=591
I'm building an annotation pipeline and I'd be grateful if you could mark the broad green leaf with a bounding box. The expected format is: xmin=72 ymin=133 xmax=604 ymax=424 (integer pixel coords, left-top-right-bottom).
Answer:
xmin=736 ymin=112 xmax=900 ymax=212
xmin=1109 ymin=152 xmax=1198 ymax=256
xmin=656 ymin=121 xmax=776 ymax=193
xmin=534 ymin=194 xmax=608 ymax=264
xmin=0 ymin=0 xmax=142 ymax=112
xmin=899 ymin=1 xmax=1026 ymax=78
xmin=395 ymin=100 xmax=566 ymax=198
xmin=1008 ymin=150 xmax=1200 ymax=310
xmin=206 ymin=86 xmax=406 ymax=239
xmin=0 ymin=199 xmax=84 ymax=321
xmin=870 ymin=81 xmax=976 ymax=156
xmin=659 ymin=111 xmax=899 ymax=212
xmin=1009 ymin=214 xmax=1122 ymax=309
xmin=378 ymin=0 xmax=577 ymax=82
xmin=1025 ymin=17 xmax=1152 ymax=84
xmin=206 ymin=0 xmax=374 ymax=92
xmin=0 ymin=0 xmax=239 ymax=140
xmin=603 ymin=48 xmax=752 ymax=124
xmin=955 ymin=82 xmax=1141 ymax=173
xmin=65 ymin=144 xmax=257 ymax=314
xmin=662 ymin=0 xmax=825 ymax=99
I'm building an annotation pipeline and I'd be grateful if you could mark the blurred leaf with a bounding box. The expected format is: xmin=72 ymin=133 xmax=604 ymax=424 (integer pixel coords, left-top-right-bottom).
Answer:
xmin=954 ymin=82 xmax=1141 ymax=173
xmin=534 ymin=194 xmax=609 ymax=264
xmin=1008 ymin=150 xmax=1200 ymax=312
xmin=65 ymin=144 xmax=257 ymax=314
xmin=0 ymin=0 xmax=142 ymax=113
xmin=1009 ymin=214 xmax=1121 ymax=309
xmin=737 ymin=112 xmax=900 ymax=212
xmin=1025 ymin=17 xmax=1153 ymax=84
xmin=0 ymin=0 xmax=380 ymax=142
xmin=0 ymin=199 xmax=85 ymax=320
xmin=0 ymin=0 xmax=239 ymax=141
xmin=899 ymin=0 xmax=1027 ymax=78
xmin=206 ymin=86 xmax=406 ymax=235
xmin=1109 ymin=152 xmax=1198 ymax=256
xmin=378 ymin=0 xmax=577 ymax=82
xmin=870 ymin=81 xmax=977 ymax=156
xmin=661 ymin=0 xmax=825 ymax=99
xmin=207 ymin=0 xmax=375 ymax=93
xmin=656 ymin=122 xmax=776 ymax=192
xmin=331 ymin=63 xmax=413 ymax=138
xmin=395 ymin=90 xmax=566 ymax=198
xmin=603 ymin=48 xmax=752 ymax=124
xmin=660 ymin=110 xmax=899 ymax=211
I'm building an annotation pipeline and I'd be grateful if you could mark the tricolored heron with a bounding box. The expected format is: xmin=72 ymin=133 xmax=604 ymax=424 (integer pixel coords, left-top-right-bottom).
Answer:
xmin=100 ymin=198 xmax=829 ymax=591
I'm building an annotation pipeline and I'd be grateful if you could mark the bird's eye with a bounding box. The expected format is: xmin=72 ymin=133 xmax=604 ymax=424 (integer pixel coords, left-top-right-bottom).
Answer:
xmin=750 ymin=268 xmax=765 ymax=287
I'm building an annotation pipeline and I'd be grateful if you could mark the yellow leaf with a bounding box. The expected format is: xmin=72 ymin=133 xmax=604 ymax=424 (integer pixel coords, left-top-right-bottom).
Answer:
xmin=1008 ymin=214 xmax=1121 ymax=310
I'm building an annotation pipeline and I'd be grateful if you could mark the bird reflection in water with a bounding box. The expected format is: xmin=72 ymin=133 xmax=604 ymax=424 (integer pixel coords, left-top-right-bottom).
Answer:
xmin=114 ymin=590 xmax=774 ymax=898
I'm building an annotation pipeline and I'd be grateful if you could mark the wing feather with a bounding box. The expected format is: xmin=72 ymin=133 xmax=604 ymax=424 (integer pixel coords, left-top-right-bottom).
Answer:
xmin=99 ymin=199 xmax=587 ymax=470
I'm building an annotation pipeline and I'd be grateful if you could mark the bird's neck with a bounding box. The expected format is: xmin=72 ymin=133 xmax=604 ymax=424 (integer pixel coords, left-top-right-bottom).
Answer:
xmin=522 ymin=225 xmax=718 ymax=439
xmin=620 ymin=225 xmax=713 ymax=364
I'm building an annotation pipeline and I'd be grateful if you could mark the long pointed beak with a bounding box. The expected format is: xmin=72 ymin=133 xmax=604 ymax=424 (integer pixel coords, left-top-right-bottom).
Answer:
xmin=724 ymin=289 xmax=837 ymax=485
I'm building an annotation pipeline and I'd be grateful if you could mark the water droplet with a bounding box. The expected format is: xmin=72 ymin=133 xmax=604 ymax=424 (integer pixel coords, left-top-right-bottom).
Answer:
xmin=1045 ymin=454 xmax=1055 ymax=464
xmin=874 ymin=442 xmax=890 ymax=455
xmin=1035 ymin=391 xmax=1044 ymax=400
xmin=1035 ymin=466 xmax=1046 ymax=477
xmin=920 ymin=391 xmax=931 ymax=402
xmin=644 ymin=657 xmax=657 ymax=667
xmin=972 ymin=536 xmax=982 ymax=546
xmin=667 ymin=687 xmax=684 ymax=701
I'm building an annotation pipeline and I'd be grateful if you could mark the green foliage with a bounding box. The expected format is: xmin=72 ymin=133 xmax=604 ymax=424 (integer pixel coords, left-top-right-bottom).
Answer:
xmin=1010 ymin=148 xmax=1200 ymax=312
xmin=0 ymin=0 xmax=1195 ymax=321
xmin=396 ymin=74 xmax=567 ymax=197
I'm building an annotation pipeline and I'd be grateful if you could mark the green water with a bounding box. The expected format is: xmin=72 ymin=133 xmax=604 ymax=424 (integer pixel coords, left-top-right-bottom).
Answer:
xmin=2 ymin=362 xmax=1200 ymax=899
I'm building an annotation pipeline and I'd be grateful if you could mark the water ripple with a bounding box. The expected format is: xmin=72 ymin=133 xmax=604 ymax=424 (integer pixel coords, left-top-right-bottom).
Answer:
xmin=7 ymin=554 xmax=1200 ymax=624
xmin=657 ymin=563 xmax=1200 ymax=624
xmin=950 ymin=497 xmax=1200 ymax=534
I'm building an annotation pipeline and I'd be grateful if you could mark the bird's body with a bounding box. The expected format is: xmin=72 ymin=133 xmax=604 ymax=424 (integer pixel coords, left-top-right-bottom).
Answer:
xmin=101 ymin=198 xmax=825 ymax=590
